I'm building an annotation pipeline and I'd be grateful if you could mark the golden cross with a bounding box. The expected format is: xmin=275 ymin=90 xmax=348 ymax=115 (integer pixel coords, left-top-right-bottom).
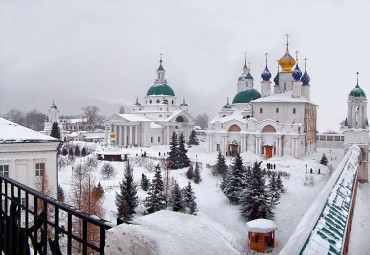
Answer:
xmin=304 ymin=58 xmax=308 ymax=69
xmin=160 ymin=53 xmax=163 ymax=63
xmin=265 ymin=53 xmax=269 ymax=65
xmin=295 ymin=51 xmax=299 ymax=61
xmin=285 ymin=34 xmax=290 ymax=45
xmin=248 ymin=62 xmax=251 ymax=70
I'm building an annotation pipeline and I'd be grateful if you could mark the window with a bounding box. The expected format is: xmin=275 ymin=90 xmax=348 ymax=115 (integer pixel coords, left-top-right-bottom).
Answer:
xmin=150 ymin=100 xmax=152 ymax=104
xmin=276 ymin=108 xmax=279 ymax=113
xmin=160 ymin=108 xmax=162 ymax=110
xmin=158 ymin=137 xmax=160 ymax=142
xmin=293 ymin=108 xmax=296 ymax=114
xmin=216 ymin=144 xmax=221 ymax=151
xmin=156 ymin=99 xmax=160 ymax=103
xmin=172 ymin=100 xmax=174 ymax=104
xmin=151 ymin=137 xmax=153 ymax=143
xmin=159 ymin=115 xmax=162 ymax=117
xmin=260 ymin=108 xmax=263 ymax=114
xmin=35 ymin=163 xmax=45 ymax=177
xmin=0 ymin=165 xmax=9 ymax=177
xmin=21 ymin=198 xmax=26 ymax=208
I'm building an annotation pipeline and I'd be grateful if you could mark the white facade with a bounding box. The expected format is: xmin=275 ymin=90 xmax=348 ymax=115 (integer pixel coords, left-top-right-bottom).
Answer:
xmin=105 ymin=59 xmax=195 ymax=147
xmin=0 ymin=117 xmax=59 ymax=198
xmin=207 ymin=44 xmax=317 ymax=158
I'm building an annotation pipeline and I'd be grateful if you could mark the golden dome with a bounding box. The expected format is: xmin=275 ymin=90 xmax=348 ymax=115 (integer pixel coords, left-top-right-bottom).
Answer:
xmin=278 ymin=43 xmax=296 ymax=72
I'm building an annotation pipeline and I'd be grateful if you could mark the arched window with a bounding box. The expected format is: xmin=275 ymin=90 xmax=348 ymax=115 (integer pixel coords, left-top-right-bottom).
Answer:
xmin=149 ymin=100 xmax=152 ymax=104
xmin=262 ymin=125 xmax=276 ymax=133
xmin=228 ymin=124 xmax=241 ymax=132
xmin=156 ymin=99 xmax=160 ymax=103
xmin=176 ymin=116 xmax=184 ymax=122
xmin=172 ymin=100 xmax=174 ymax=104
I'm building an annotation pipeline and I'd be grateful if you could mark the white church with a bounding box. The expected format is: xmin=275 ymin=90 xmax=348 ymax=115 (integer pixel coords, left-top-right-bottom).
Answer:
xmin=206 ymin=40 xmax=317 ymax=158
xmin=104 ymin=58 xmax=195 ymax=147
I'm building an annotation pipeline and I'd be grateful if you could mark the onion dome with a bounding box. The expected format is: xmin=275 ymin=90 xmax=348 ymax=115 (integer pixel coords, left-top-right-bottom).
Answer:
xmin=147 ymin=58 xmax=176 ymax=96
xmin=223 ymin=98 xmax=232 ymax=109
xmin=278 ymin=39 xmax=296 ymax=71
xmin=301 ymin=70 xmax=310 ymax=85
xmin=232 ymin=88 xmax=261 ymax=104
xmin=180 ymin=98 xmax=188 ymax=106
xmin=134 ymin=97 xmax=141 ymax=106
xmin=350 ymin=79 xmax=366 ymax=98
xmin=292 ymin=64 xmax=302 ymax=81
xmin=273 ymin=72 xmax=279 ymax=86
xmin=261 ymin=65 xmax=272 ymax=81
xmin=50 ymin=100 xmax=57 ymax=109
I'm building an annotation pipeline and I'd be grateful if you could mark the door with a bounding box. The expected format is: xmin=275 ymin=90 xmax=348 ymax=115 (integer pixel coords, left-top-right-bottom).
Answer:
xmin=266 ymin=146 xmax=273 ymax=158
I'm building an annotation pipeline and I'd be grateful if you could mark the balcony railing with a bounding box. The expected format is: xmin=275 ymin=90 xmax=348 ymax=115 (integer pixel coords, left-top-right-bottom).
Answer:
xmin=0 ymin=174 xmax=113 ymax=255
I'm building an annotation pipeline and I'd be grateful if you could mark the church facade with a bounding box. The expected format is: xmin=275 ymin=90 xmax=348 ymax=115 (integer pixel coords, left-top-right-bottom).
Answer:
xmin=105 ymin=59 xmax=195 ymax=147
xmin=207 ymin=41 xmax=317 ymax=158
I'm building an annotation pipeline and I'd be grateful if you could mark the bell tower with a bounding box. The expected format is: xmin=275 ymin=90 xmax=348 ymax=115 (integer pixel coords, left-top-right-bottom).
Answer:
xmin=343 ymin=72 xmax=369 ymax=182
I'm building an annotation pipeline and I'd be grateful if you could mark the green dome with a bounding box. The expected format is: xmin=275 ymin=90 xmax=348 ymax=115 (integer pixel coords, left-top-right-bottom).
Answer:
xmin=350 ymin=84 xmax=366 ymax=98
xmin=232 ymin=89 xmax=261 ymax=104
xmin=147 ymin=83 xmax=175 ymax=96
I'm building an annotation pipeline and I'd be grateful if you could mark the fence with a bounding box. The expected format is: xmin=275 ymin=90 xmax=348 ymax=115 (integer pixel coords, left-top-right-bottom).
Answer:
xmin=0 ymin=174 xmax=113 ymax=255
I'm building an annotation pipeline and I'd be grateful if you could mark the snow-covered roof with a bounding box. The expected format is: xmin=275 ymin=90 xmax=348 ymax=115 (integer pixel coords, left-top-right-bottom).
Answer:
xmin=0 ymin=117 xmax=58 ymax=143
xmin=247 ymin=219 xmax=277 ymax=233
xmin=61 ymin=118 xmax=87 ymax=124
xmin=150 ymin=122 xmax=163 ymax=129
xmin=83 ymin=132 xmax=105 ymax=139
xmin=117 ymin=114 xmax=152 ymax=122
xmin=252 ymin=90 xmax=315 ymax=104
xmin=209 ymin=109 xmax=247 ymax=124
xmin=105 ymin=210 xmax=240 ymax=255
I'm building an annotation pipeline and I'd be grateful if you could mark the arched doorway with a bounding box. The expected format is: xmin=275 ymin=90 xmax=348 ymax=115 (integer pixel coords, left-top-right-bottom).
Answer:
xmin=262 ymin=125 xmax=276 ymax=158
xmin=228 ymin=140 xmax=239 ymax=156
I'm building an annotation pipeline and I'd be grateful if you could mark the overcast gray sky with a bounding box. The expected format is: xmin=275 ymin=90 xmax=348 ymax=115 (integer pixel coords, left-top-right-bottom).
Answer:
xmin=0 ymin=0 xmax=369 ymax=132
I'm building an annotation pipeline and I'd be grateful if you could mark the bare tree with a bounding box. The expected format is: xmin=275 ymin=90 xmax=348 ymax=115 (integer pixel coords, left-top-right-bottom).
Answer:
xmin=24 ymin=110 xmax=47 ymax=131
xmin=81 ymin=105 xmax=100 ymax=129
xmin=6 ymin=109 xmax=25 ymax=125
xmin=100 ymin=162 xmax=117 ymax=179
xmin=195 ymin=113 xmax=209 ymax=129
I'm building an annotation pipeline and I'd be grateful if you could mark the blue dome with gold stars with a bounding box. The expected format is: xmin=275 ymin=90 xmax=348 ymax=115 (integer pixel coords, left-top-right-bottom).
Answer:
xmin=292 ymin=64 xmax=303 ymax=81
xmin=301 ymin=70 xmax=310 ymax=85
xmin=261 ymin=66 xmax=272 ymax=81
xmin=273 ymin=72 xmax=279 ymax=86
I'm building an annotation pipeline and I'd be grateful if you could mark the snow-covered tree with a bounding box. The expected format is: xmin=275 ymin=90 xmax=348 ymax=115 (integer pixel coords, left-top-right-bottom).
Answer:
xmin=240 ymin=161 xmax=273 ymax=221
xmin=183 ymin=182 xmax=198 ymax=215
xmin=58 ymin=184 xmax=65 ymax=202
xmin=186 ymin=164 xmax=194 ymax=180
xmin=93 ymin=182 xmax=104 ymax=199
xmin=62 ymin=147 xmax=68 ymax=156
xmin=115 ymin=160 xmax=138 ymax=220
xmin=215 ymin=151 xmax=227 ymax=176
xmin=320 ymin=154 xmax=328 ymax=166
xmin=75 ymin=145 xmax=80 ymax=157
xmin=168 ymin=132 xmax=180 ymax=169
xmin=276 ymin=174 xmax=285 ymax=193
xmin=193 ymin=162 xmax=202 ymax=184
xmin=222 ymin=153 xmax=246 ymax=204
xmin=188 ymin=130 xmax=199 ymax=147
xmin=140 ymin=173 xmax=150 ymax=191
xmin=50 ymin=122 xmax=61 ymax=139
xmin=100 ymin=162 xmax=116 ymax=179
xmin=267 ymin=174 xmax=280 ymax=207
xmin=144 ymin=164 xmax=166 ymax=214
xmin=81 ymin=147 xmax=87 ymax=157
xmin=171 ymin=180 xmax=184 ymax=212
xmin=178 ymin=133 xmax=190 ymax=169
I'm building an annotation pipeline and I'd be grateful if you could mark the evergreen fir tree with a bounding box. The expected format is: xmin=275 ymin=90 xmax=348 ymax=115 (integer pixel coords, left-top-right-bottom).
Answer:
xmin=240 ymin=161 xmax=273 ymax=221
xmin=68 ymin=147 xmax=74 ymax=156
xmin=171 ymin=180 xmax=184 ymax=212
xmin=75 ymin=145 xmax=80 ymax=157
xmin=187 ymin=130 xmax=199 ymax=147
xmin=81 ymin=147 xmax=87 ymax=157
xmin=50 ymin=122 xmax=61 ymax=139
xmin=276 ymin=174 xmax=285 ymax=193
xmin=140 ymin=173 xmax=150 ymax=191
xmin=222 ymin=153 xmax=246 ymax=204
xmin=168 ymin=132 xmax=180 ymax=169
xmin=93 ymin=182 xmax=104 ymax=199
xmin=186 ymin=164 xmax=194 ymax=180
xmin=320 ymin=154 xmax=329 ymax=166
xmin=62 ymin=147 xmax=68 ymax=156
xmin=193 ymin=162 xmax=202 ymax=184
xmin=178 ymin=133 xmax=190 ymax=168
xmin=267 ymin=174 xmax=280 ymax=207
xmin=183 ymin=182 xmax=198 ymax=215
xmin=215 ymin=151 xmax=227 ymax=176
xmin=115 ymin=160 xmax=138 ymax=220
xmin=57 ymin=184 xmax=65 ymax=202
xmin=144 ymin=164 xmax=166 ymax=214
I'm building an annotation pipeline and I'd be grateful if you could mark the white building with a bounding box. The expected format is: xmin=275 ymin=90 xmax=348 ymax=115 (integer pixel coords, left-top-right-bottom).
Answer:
xmin=43 ymin=101 xmax=66 ymax=140
xmin=342 ymin=74 xmax=369 ymax=182
xmin=105 ymin=59 xmax=195 ymax=147
xmin=207 ymin=41 xmax=317 ymax=158
xmin=0 ymin=117 xmax=59 ymax=198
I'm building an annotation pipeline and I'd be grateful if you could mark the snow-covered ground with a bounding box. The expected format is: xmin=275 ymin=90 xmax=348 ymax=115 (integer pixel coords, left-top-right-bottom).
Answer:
xmin=58 ymin=141 xmax=344 ymax=254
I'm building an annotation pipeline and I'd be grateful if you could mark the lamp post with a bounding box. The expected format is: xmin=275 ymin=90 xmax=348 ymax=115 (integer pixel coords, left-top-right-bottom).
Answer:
xmin=305 ymin=164 xmax=307 ymax=173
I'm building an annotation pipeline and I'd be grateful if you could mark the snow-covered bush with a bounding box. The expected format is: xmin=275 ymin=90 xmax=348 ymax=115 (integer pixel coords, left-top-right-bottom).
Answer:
xmin=302 ymin=175 xmax=315 ymax=186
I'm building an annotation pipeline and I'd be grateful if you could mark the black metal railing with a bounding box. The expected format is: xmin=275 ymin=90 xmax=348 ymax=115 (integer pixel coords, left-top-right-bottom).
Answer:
xmin=0 ymin=174 xmax=113 ymax=255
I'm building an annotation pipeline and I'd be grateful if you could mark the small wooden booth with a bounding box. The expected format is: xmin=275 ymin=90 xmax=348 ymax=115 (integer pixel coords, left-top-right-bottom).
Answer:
xmin=96 ymin=150 xmax=128 ymax=162
xmin=247 ymin=219 xmax=277 ymax=253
